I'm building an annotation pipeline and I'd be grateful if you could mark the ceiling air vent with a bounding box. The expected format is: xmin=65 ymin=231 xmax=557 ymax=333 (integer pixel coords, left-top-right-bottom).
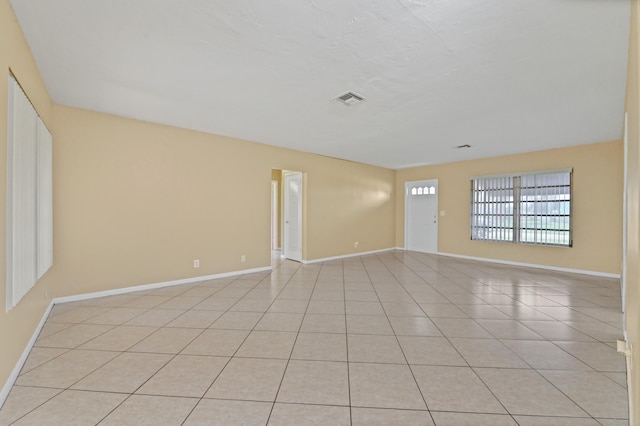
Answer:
xmin=335 ymin=91 xmax=365 ymax=106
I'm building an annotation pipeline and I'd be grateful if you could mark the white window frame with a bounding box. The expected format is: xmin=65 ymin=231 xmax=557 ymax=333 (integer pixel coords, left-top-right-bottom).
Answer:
xmin=470 ymin=169 xmax=573 ymax=247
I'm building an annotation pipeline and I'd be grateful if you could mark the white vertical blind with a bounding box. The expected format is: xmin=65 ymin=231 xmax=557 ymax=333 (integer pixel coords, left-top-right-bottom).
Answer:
xmin=471 ymin=170 xmax=571 ymax=247
xmin=6 ymin=75 xmax=53 ymax=310
xmin=37 ymin=119 xmax=53 ymax=278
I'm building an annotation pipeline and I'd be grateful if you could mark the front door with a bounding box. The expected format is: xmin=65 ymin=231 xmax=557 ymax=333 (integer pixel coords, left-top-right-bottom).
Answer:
xmin=405 ymin=179 xmax=438 ymax=253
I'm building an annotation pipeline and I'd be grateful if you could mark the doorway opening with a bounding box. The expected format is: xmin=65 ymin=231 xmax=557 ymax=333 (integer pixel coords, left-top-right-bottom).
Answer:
xmin=271 ymin=169 xmax=303 ymax=262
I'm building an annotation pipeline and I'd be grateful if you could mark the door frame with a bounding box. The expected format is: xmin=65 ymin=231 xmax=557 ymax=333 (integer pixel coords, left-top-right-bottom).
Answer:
xmin=283 ymin=171 xmax=303 ymax=262
xmin=404 ymin=179 xmax=439 ymax=253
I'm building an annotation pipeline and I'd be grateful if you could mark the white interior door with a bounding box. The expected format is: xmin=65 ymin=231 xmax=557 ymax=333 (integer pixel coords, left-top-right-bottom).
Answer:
xmin=405 ymin=179 xmax=439 ymax=253
xmin=284 ymin=172 xmax=303 ymax=261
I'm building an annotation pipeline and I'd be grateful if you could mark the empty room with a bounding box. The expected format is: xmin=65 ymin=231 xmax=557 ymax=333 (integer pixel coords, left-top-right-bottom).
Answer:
xmin=0 ymin=0 xmax=639 ymax=425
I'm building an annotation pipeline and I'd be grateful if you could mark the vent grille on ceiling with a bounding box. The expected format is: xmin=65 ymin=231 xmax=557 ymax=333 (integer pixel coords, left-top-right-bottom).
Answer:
xmin=335 ymin=91 xmax=365 ymax=105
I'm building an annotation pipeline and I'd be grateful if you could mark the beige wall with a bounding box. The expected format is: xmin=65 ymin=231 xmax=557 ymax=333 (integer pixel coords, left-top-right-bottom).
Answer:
xmin=52 ymin=105 xmax=396 ymax=298
xmin=625 ymin=0 xmax=639 ymax=421
xmin=0 ymin=0 xmax=55 ymax=395
xmin=396 ymin=141 xmax=624 ymax=275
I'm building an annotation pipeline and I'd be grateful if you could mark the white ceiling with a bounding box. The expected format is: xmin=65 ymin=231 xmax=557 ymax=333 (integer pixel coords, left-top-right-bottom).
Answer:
xmin=10 ymin=0 xmax=631 ymax=169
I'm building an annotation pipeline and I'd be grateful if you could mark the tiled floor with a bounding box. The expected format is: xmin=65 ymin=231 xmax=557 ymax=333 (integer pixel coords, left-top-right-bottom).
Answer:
xmin=0 ymin=251 xmax=629 ymax=425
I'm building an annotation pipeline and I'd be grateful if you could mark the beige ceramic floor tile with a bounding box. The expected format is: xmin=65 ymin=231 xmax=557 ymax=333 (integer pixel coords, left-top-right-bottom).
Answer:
xmin=475 ymin=368 xmax=588 ymax=417
xmin=501 ymin=340 xmax=592 ymax=370
xmin=518 ymin=320 xmax=595 ymax=341
xmin=595 ymin=419 xmax=631 ymax=426
xmin=348 ymin=334 xmax=406 ymax=364
xmin=209 ymin=311 xmax=263 ymax=330
xmin=345 ymin=301 xmax=386 ymax=315
xmin=475 ymin=319 xmax=544 ymax=340
xmin=254 ymin=312 xmax=304 ymax=332
xmin=300 ymin=313 xmax=346 ymax=333
xmin=156 ymin=296 xmax=204 ymax=310
xmin=181 ymin=329 xmax=249 ymax=356
xmin=19 ymin=347 xmax=69 ymax=375
xmin=137 ymin=354 xmax=228 ymax=397
xmin=291 ymin=332 xmax=347 ymax=361
xmin=456 ymin=304 xmax=512 ymax=319
xmin=192 ymin=297 xmax=238 ymax=311
xmin=565 ymin=321 xmax=624 ymax=342
xmin=180 ymin=286 xmax=221 ymax=298
xmin=268 ymin=299 xmax=309 ymax=313
xmin=236 ymin=331 xmax=297 ymax=359
xmin=277 ymin=360 xmax=349 ymax=405
xmin=267 ymin=403 xmax=350 ymax=426
xmin=47 ymin=306 xmax=110 ymax=324
xmin=122 ymin=295 xmax=173 ymax=309
xmin=449 ymin=338 xmax=529 ymax=368
xmin=345 ymin=290 xmax=379 ymax=302
xmin=398 ymin=336 xmax=467 ymax=366
xmin=99 ymin=394 xmax=197 ymax=426
xmin=16 ymin=349 xmax=119 ymax=388
xmin=183 ymin=399 xmax=272 ymax=426
xmin=79 ymin=325 xmax=158 ymax=351
xmin=306 ymin=300 xmax=345 ymax=315
xmin=553 ymin=342 xmax=627 ymax=372
xmin=540 ymin=370 xmax=629 ymax=419
xmin=11 ymin=390 xmax=126 ymax=426
xmin=381 ymin=302 xmax=425 ymax=316
xmin=412 ymin=365 xmax=506 ymax=414
xmin=35 ymin=324 xmax=114 ymax=348
xmin=430 ymin=412 xmax=518 ymax=426
xmin=205 ymin=357 xmax=287 ymax=401
xmin=430 ymin=318 xmax=493 ymax=338
xmin=512 ymin=416 xmax=601 ymax=425
xmin=494 ymin=306 xmax=555 ymax=321
xmin=388 ymin=316 xmax=442 ymax=336
xmin=419 ymin=303 xmax=469 ymax=318
xmin=351 ymin=407 xmax=434 ymax=426
xmin=229 ymin=298 xmax=273 ymax=312
xmin=346 ymin=315 xmax=394 ymax=335
xmin=82 ymin=307 xmax=147 ymax=325
xmin=0 ymin=386 xmax=61 ymax=424
xmin=129 ymin=327 xmax=202 ymax=354
xmin=124 ymin=309 xmax=186 ymax=327
xmin=166 ymin=310 xmax=223 ymax=328
xmin=36 ymin=322 xmax=73 ymax=339
xmin=349 ymin=362 xmax=426 ymax=410
xmin=72 ymin=352 xmax=172 ymax=393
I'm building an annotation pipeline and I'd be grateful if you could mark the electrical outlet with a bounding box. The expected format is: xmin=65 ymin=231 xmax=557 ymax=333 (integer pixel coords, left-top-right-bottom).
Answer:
xmin=241 ymin=255 xmax=246 ymax=263
xmin=354 ymin=241 xmax=359 ymax=248
xmin=193 ymin=259 xmax=200 ymax=268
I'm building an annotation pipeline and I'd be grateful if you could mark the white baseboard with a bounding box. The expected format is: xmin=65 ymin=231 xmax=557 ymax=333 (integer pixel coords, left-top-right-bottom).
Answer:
xmin=0 ymin=300 xmax=54 ymax=410
xmin=433 ymin=251 xmax=621 ymax=279
xmin=0 ymin=264 xmax=272 ymax=409
xmin=53 ymin=266 xmax=273 ymax=305
xmin=302 ymin=248 xmax=396 ymax=264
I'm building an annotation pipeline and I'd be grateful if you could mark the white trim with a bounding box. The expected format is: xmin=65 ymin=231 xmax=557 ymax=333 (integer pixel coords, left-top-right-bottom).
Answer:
xmin=0 ymin=300 xmax=54 ymax=410
xmin=53 ymin=266 xmax=272 ymax=305
xmin=302 ymin=248 xmax=395 ymax=264
xmin=434 ymin=251 xmax=620 ymax=278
